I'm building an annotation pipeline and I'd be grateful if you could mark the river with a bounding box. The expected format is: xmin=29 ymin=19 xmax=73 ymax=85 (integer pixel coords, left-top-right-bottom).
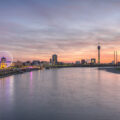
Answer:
xmin=0 ymin=68 xmax=120 ymax=120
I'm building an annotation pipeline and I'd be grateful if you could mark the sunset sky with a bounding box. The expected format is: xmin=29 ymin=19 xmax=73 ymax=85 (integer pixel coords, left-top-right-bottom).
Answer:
xmin=0 ymin=0 xmax=120 ymax=63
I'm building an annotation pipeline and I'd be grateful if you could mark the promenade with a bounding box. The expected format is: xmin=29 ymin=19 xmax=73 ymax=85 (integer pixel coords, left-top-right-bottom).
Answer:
xmin=0 ymin=67 xmax=41 ymax=78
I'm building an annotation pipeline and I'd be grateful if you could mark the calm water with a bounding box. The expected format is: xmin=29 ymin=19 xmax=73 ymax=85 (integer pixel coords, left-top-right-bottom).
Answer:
xmin=0 ymin=68 xmax=120 ymax=120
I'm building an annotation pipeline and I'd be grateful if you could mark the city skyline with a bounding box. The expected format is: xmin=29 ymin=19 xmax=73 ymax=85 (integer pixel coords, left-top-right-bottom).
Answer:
xmin=0 ymin=0 xmax=120 ymax=63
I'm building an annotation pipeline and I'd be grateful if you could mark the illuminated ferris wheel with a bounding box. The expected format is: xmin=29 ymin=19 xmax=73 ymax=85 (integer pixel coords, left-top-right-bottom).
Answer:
xmin=0 ymin=51 xmax=13 ymax=69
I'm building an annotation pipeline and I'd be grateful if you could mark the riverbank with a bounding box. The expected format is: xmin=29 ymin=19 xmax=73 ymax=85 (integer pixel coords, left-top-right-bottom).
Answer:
xmin=45 ymin=64 xmax=118 ymax=69
xmin=1 ymin=65 xmax=120 ymax=79
xmin=0 ymin=67 xmax=42 ymax=78
xmin=98 ymin=67 xmax=120 ymax=74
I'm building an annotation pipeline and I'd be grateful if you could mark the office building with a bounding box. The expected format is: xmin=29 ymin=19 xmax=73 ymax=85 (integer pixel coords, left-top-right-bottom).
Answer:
xmin=81 ymin=59 xmax=86 ymax=64
xmin=52 ymin=54 xmax=58 ymax=65
xmin=76 ymin=61 xmax=80 ymax=64
xmin=91 ymin=58 xmax=96 ymax=64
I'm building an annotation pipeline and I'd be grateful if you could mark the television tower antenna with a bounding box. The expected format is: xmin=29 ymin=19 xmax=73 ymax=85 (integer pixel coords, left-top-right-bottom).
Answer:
xmin=97 ymin=42 xmax=101 ymax=64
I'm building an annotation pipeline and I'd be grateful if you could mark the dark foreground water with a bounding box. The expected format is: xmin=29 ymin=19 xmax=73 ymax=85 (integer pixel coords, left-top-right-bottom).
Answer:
xmin=0 ymin=68 xmax=120 ymax=120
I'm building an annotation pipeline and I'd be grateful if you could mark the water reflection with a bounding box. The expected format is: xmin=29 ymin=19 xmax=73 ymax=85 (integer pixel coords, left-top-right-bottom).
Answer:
xmin=0 ymin=68 xmax=120 ymax=120
xmin=0 ymin=78 xmax=5 ymax=88
xmin=29 ymin=72 xmax=33 ymax=94
xmin=0 ymin=76 xmax=14 ymax=96
xmin=0 ymin=76 xmax=15 ymax=118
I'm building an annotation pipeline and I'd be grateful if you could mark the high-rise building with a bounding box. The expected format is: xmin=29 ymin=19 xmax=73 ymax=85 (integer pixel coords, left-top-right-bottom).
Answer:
xmin=98 ymin=44 xmax=101 ymax=64
xmin=52 ymin=54 xmax=58 ymax=65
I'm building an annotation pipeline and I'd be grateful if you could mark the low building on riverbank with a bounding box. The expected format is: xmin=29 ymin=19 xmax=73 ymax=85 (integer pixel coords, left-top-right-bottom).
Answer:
xmin=12 ymin=61 xmax=23 ymax=68
xmin=23 ymin=61 xmax=31 ymax=66
xmin=91 ymin=58 xmax=96 ymax=64
xmin=31 ymin=60 xmax=40 ymax=66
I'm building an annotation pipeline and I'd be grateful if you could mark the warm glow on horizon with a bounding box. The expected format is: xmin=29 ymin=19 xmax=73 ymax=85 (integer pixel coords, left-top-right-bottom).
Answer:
xmin=12 ymin=47 xmax=119 ymax=63
xmin=0 ymin=0 xmax=120 ymax=63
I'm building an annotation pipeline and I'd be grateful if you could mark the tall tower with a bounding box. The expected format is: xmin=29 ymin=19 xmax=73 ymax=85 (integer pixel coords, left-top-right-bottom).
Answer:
xmin=114 ymin=51 xmax=118 ymax=65
xmin=98 ymin=43 xmax=101 ymax=64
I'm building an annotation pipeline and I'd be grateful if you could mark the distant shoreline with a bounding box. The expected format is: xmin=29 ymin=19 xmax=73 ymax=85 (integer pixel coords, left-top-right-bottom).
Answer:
xmin=45 ymin=64 xmax=118 ymax=69
xmin=98 ymin=67 xmax=120 ymax=74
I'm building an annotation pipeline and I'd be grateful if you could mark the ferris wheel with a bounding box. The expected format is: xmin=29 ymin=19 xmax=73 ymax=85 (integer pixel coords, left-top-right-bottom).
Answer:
xmin=0 ymin=51 xmax=13 ymax=69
